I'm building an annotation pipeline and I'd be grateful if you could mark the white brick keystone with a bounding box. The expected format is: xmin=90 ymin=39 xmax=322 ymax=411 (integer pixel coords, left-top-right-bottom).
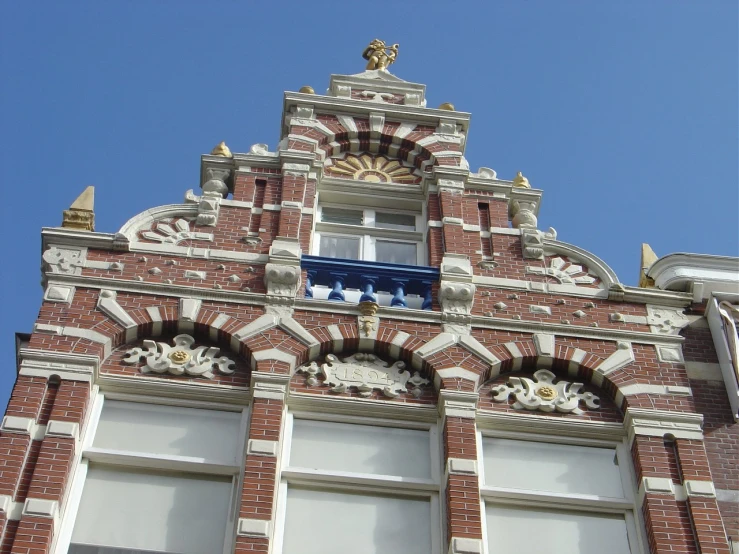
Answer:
xmin=237 ymin=517 xmax=271 ymax=537
xmin=247 ymin=439 xmax=279 ymax=457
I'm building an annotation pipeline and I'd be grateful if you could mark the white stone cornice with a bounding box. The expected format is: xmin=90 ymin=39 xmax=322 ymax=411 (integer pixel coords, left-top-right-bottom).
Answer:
xmin=287 ymin=392 xmax=438 ymax=422
xmin=96 ymin=373 xmax=250 ymax=405
xmin=476 ymin=410 xmax=625 ymax=440
xmin=41 ymin=227 xmax=123 ymax=252
xmin=18 ymin=349 xmax=97 ymax=381
xmin=250 ymin=371 xmax=291 ymax=401
xmin=624 ymin=408 xmax=703 ymax=443
xmin=647 ymin=253 xmax=739 ymax=298
xmin=439 ymin=390 xmax=478 ymax=420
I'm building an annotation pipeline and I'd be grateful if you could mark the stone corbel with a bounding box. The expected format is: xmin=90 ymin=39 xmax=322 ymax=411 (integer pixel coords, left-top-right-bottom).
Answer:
xmin=264 ymin=263 xmax=301 ymax=299
xmin=439 ymin=282 xmax=476 ymax=316
xmin=197 ymin=167 xmax=230 ymax=226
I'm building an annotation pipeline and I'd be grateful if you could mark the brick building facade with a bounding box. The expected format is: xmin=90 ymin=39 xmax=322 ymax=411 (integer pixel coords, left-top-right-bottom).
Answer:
xmin=1 ymin=50 xmax=738 ymax=554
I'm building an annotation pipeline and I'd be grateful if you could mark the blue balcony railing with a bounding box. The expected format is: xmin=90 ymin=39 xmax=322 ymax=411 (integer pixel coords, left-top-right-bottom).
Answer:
xmin=301 ymin=255 xmax=440 ymax=310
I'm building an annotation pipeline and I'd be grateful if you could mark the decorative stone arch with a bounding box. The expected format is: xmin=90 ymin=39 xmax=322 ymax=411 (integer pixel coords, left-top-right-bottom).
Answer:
xmin=286 ymin=114 xmax=466 ymax=173
xmin=118 ymin=204 xmax=201 ymax=243
xmin=542 ymin=239 xmax=621 ymax=289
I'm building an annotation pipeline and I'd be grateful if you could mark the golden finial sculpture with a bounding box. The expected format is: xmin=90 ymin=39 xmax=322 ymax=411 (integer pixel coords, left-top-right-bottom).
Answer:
xmin=210 ymin=141 xmax=233 ymax=158
xmin=299 ymin=85 xmax=315 ymax=94
xmin=62 ymin=186 xmax=95 ymax=231
xmin=362 ymin=39 xmax=399 ymax=71
xmin=438 ymin=102 xmax=455 ymax=111
xmin=638 ymin=243 xmax=658 ymax=288
xmin=512 ymin=171 xmax=531 ymax=189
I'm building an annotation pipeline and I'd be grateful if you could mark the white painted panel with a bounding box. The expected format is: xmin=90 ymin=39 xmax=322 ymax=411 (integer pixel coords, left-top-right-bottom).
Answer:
xmin=93 ymin=400 xmax=242 ymax=464
xmin=482 ymin=437 xmax=624 ymax=498
xmin=283 ymin=488 xmax=431 ymax=554
xmin=69 ymin=466 xmax=230 ymax=553
xmin=486 ymin=504 xmax=631 ymax=554
xmin=290 ymin=419 xmax=430 ymax=479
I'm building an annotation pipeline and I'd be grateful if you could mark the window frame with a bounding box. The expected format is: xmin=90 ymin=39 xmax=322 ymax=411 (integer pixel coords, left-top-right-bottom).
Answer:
xmin=273 ymin=410 xmax=443 ymax=554
xmin=313 ymin=203 xmax=426 ymax=266
xmin=52 ymin=392 xmax=248 ymax=554
xmin=477 ymin=425 xmax=645 ymax=554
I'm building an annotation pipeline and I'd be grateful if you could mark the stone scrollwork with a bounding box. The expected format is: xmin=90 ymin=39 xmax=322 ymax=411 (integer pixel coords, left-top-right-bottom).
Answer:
xmin=43 ymin=247 xmax=86 ymax=275
xmin=439 ymin=282 xmax=476 ymax=315
xmin=491 ymin=369 xmax=600 ymax=415
xmin=646 ymin=306 xmax=690 ymax=335
xmin=296 ymin=353 xmax=429 ymax=398
xmin=139 ymin=218 xmax=213 ymax=245
xmin=264 ymin=263 xmax=301 ymax=297
xmin=123 ymin=334 xmax=235 ymax=379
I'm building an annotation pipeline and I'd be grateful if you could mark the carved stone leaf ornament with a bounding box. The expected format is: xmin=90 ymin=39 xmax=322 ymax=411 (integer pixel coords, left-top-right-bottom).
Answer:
xmin=491 ymin=369 xmax=600 ymax=415
xmin=123 ymin=334 xmax=235 ymax=379
xmin=297 ymin=353 xmax=429 ymax=398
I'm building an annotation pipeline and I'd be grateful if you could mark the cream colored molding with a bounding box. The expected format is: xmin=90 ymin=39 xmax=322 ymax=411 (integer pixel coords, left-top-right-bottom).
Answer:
xmin=251 ymin=348 xmax=297 ymax=371
xmin=624 ymin=408 xmax=704 ymax=443
xmin=43 ymin=283 xmax=75 ymax=304
xmin=237 ymin=517 xmax=271 ymax=537
xmin=178 ymin=298 xmax=202 ymax=333
xmin=146 ymin=306 xmax=164 ymax=336
xmin=449 ymin=537 xmax=483 ymax=554
xmin=46 ymin=420 xmax=80 ymax=440
xmin=447 ymin=458 xmax=478 ymax=476
xmin=476 ymin=410 xmax=624 ymax=440
xmin=18 ymin=348 xmax=97 ymax=382
xmin=250 ymin=372 xmax=290 ymax=401
xmin=96 ymin=374 xmax=249 ymax=406
xmin=123 ymin=334 xmax=235 ymax=379
xmin=503 ymin=342 xmax=524 ymax=372
xmin=97 ymin=290 xmax=138 ymax=342
xmin=491 ymin=369 xmax=600 ymax=415
xmin=246 ymin=439 xmax=279 ymax=457
xmin=435 ymin=367 xmax=481 ymax=389
xmin=684 ymin=361 xmax=723 ymax=381
xmin=592 ymin=342 xmax=634 ymax=386
xmin=439 ymin=390 xmax=478 ymax=420
xmin=533 ymin=333 xmax=555 ymax=361
xmin=615 ymin=384 xmax=692 ymax=406
xmin=388 ymin=330 xmax=410 ymax=360
xmin=23 ymin=498 xmax=59 ymax=527
xmin=295 ymin=353 xmax=429 ymax=399
xmin=646 ymin=305 xmax=690 ymax=335
xmin=33 ymin=323 xmax=112 ymax=359
xmin=685 ymin=480 xmax=716 ymax=498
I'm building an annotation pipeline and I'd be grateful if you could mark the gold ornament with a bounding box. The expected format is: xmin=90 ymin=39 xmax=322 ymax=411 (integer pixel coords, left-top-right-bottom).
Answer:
xmin=327 ymin=154 xmax=420 ymax=184
xmin=168 ymin=350 xmax=191 ymax=364
xmin=210 ymin=141 xmax=233 ymax=158
xmin=438 ymin=102 xmax=456 ymax=111
xmin=62 ymin=186 xmax=95 ymax=232
xmin=536 ymin=386 xmax=557 ymax=400
xmin=299 ymin=85 xmax=315 ymax=94
xmin=512 ymin=171 xmax=531 ymax=189
xmin=362 ymin=39 xmax=399 ymax=71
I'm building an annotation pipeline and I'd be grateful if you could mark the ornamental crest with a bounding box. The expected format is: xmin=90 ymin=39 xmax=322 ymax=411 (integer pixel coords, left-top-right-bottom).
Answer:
xmin=491 ymin=369 xmax=600 ymax=415
xmin=123 ymin=334 xmax=235 ymax=379
xmin=297 ymin=353 xmax=429 ymax=398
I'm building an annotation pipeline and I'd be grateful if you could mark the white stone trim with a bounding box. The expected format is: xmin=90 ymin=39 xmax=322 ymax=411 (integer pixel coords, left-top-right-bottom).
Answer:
xmin=459 ymin=335 xmax=501 ymax=368
xmin=615 ymin=384 xmax=691 ymax=408
xmin=96 ymin=290 xmax=137 ymax=342
xmin=146 ymin=306 xmax=163 ymax=336
xmin=624 ymin=408 xmax=704 ymax=442
xmin=237 ymin=517 xmax=271 ymax=537
xmin=231 ymin=314 xmax=280 ymax=351
xmin=533 ymin=333 xmax=555 ymax=359
xmin=388 ymin=330 xmax=410 ymax=360
xmin=439 ymin=390 xmax=478 ymax=420
xmin=413 ymin=333 xmax=458 ymax=369
xmin=447 ymin=458 xmax=478 ymax=476
xmin=46 ymin=420 xmax=80 ymax=440
xmin=247 ymin=439 xmax=279 ymax=457
xmin=449 ymin=537 xmax=483 ymax=554
xmin=1 ymin=415 xmax=36 ymax=434
xmin=503 ymin=342 xmax=524 ymax=372
xmin=250 ymin=349 xmax=297 ymax=370
xmin=592 ymin=342 xmax=634 ymax=386
xmin=23 ymin=498 xmax=59 ymax=523
xmin=435 ymin=367 xmax=480 ymax=389
xmin=33 ymin=324 xmax=112 ymax=358
xmin=44 ymin=284 xmax=75 ymax=304
xmin=326 ymin=324 xmax=344 ymax=352
xmin=685 ymin=480 xmax=716 ymax=498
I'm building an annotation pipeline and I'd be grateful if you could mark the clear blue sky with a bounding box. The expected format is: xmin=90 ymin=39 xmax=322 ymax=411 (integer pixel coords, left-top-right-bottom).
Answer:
xmin=1 ymin=1 xmax=737 ymax=409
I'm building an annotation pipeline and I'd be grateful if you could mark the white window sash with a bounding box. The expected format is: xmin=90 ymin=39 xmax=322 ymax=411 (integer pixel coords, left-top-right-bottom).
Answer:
xmin=53 ymin=394 xmax=246 ymax=554
xmin=275 ymin=412 xmax=442 ymax=554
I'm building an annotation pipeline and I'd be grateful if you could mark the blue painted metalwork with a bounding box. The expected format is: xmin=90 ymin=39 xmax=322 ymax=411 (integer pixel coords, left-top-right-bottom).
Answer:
xmin=391 ymin=281 xmax=407 ymax=307
xmin=359 ymin=276 xmax=378 ymax=303
xmin=301 ymin=256 xmax=440 ymax=308
xmin=305 ymin=271 xmax=315 ymax=299
xmin=421 ymin=282 xmax=434 ymax=310
xmin=328 ymin=274 xmax=346 ymax=301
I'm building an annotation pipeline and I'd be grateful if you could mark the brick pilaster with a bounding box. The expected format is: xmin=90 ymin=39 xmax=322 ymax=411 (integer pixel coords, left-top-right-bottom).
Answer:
xmin=234 ymin=371 xmax=290 ymax=553
xmin=439 ymin=390 xmax=483 ymax=554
